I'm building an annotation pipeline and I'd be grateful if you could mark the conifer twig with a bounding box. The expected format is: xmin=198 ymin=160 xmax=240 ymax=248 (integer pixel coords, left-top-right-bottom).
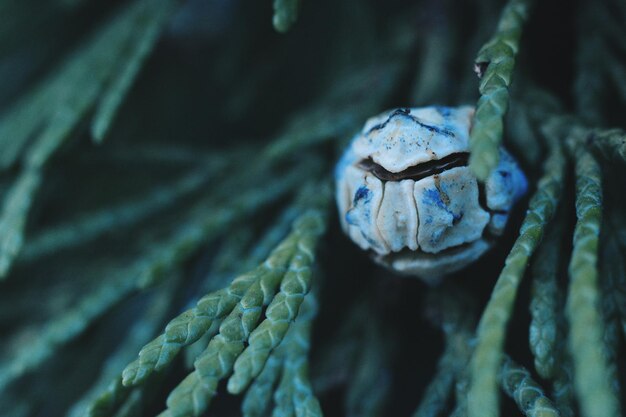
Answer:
xmin=241 ymin=288 xmax=321 ymax=417
xmin=242 ymin=354 xmax=283 ymax=417
xmin=587 ymin=128 xmax=626 ymax=165
xmin=0 ymin=168 xmax=301 ymax=392
xmin=270 ymin=293 xmax=322 ymax=417
xmin=499 ymin=356 xmax=559 ymax=417
xmin=565 ymin=145 xmax=619 ymax=417
xmin=469 ymin=0 xmax=532 ymax=180
xmin=1 ymin=172 xmax=295 ymax=390
xmin=91 ymin=0 xmax=178 ymax=142
xmin=184 ymin=204 xmax=302 ymax=366
xmin=0 ymin=0 xmax=174 ymax=169
xmin=228 ymin=212 xmax=326 ymax=393
xmin=134 ymin=167 xmax=306 ymax=289
xmin=109 ymin=390 xmax=143 ymax=417
xmin=528 ymin=217 xmax=563 ymax=379
xmin=122 ymin=234 xmax=299 ymax=387
xmin=0 ymin=169 xmax=41 ymax=277
xmin=414 ymin=339 xmax=465 ymax=417
xmin=272 ymin=0 xmax=300 ymax=33
xmin=21 ymin=162 xmax=226 ymax=261
xmin=158 ymin=194 xmax=328 ymax=417
xmin=156 ymin=259 xmax=291 ymax=417
xmin=598 ymin=237 xmax=622 ymax=408
xmin=535 ymin=219 xmax=573 ymax=417
xmin=414 ymin=289 xmax=474 ymax=417
xmin=552 ymin=339 xmax=574 ymax=417
xmin=467 ymin=135 xmax=565 ymax=417
xmin=1 ymin=166 xmax=296 ymax=393
xmin=67 ymin=278 xmax=178 ymax=417
xmin=122 ymin=181 xmax=326 ymax=387
xmin=449 ymin=370 xmax=470 ymax=417
xmin=0 ymin=0 xmax=177 ymax=279
xmin=0 ymin=275 xmax=137 ymax=392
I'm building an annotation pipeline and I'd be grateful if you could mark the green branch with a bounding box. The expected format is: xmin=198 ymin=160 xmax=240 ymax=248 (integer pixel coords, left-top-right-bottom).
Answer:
xmin=414 ymin=288 xmax=475 ymax=417
xmin=122 ymin=234 xmax=298 ymax=387
xmin=164 ymin=279 xmax=271 ymax=417
xmin=241 ymin=286 xmax=322 ymax=417
xmin=273 ymin=0 xmax=301 ymax=33
xmin=499 ymin=356 xmax=559 ymax=417
xmin=68 ymin=278 xmax=178 ymax=417
xmin=0 ymin=169 xmax=296 ymax=392
xmin=267 ymin=293 xmax=321 ymax=417
xmin=0 ymin=0 xmax=177 ymax=279
xmin=528 ymin=217 xmax=563 ymax=379
xmin=598 ymin=237 xmax=623 ymax=409
xmin=122 ymin=181 xmax=326 ymax=387
xmin=228 ymin=213 xmax=325 ymax=393
xmin=552 ymin=338 xmax=574 ymax=417
xmin=469 ymin=0 xmax=532 ymax=180
xmin=159 ymin=197 xmax=328 ymax=417
xmin=467 ymin=135 xmax=565 ymax=417
xmin=242 ymin=354 xmax=283 ymax=417
xmin=0 ymin=169 xmax=41 ymax=277
xmin=91 ymin=0 xmax=178 ymax=142
xmin=587 ymin=128 xmax=626 ymax=165
xmin=565 ymin=145 xmax=619 ymax=417
xmin=0 ymin=275 xmax=137 ymax=392
xmin=21 ymin=161 xmax=228 ymax=261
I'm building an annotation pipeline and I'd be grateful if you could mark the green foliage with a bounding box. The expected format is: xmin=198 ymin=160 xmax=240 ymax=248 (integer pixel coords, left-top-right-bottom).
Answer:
xmin=68 ymin=279 xmax=177 ymax=417
xmin=449 ymin=370 xmax=470 ymax=417
xmin=268 ymin=293 xmax=321 ymax=417
xmin=132 ymin=167 xmax=306 ymax=290
xmin=551 ymin=345 xmax=574 ymax=417
xmin=90 ymin=0 xmax=177 ymax=142
xmin=119 ymin=185 xmax=330 ymax=417
xmin=21 ymin=154 xmax=236 ymax=261
xmin=467 ymin=130 xmax=565 ymax=417
xmin=528 ymin=217 xmax=563 ymax=379
xmin=0 ymin=169 xmax=41 ymax=277
xmin=123 ymin=233 xmax=290 ymax=387
xmin=469 ymin=0 xmax=532 ymax=180
xmin=565 ymin=145 xmax=619 ymax=417
xmin=413 ymin=289 xmax=474 ymax=417
xmin=242 ymin=353 xmax=283 ymax=417
xmin=499 ymin=357 xmax=559 ymax=417
xmin=0 ymin=0 xmax=177 ymax=279
xmin=0 ymin=270 xmax=138 ymax=393
xmin=598 ymin=237 xmax=623 ymax=407
xmin=273 ymin=0 xmax=301 ymax=33
xmin=0 ymin=1 xmax=625 ymax=417
xmin=228 ymin=228 xmax=322 ymax=393
xmin=588 ymin=128 xmax=626 ymax=165
xmin=528 ymin=215 xmax=577 ymax=417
